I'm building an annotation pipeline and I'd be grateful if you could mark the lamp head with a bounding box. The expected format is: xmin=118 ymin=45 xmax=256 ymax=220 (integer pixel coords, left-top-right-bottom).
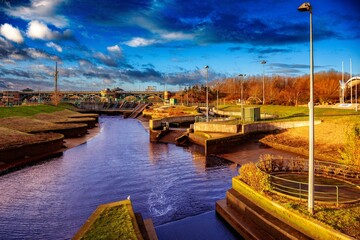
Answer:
xmin=261 ymin=60 xmax=267 ymax=64
xmin=204 ymin=65 xmax=209 ymax=69
xmin=298 ymin=2 xmax=312 ymax=12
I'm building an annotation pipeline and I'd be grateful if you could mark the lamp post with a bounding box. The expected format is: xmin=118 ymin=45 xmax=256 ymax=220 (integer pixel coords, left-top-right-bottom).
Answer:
xmin=238 ymin=74 xmax=246 ymax=122
xmin=261 ymin=60 xmax=266 ymax=105
xmin=205 ymin=65 xmax=209 ymax=122
xmin=298 ymin=2 xmax=315 ymax=215
xmin=216 ymin=82 xmax=219 ymax=109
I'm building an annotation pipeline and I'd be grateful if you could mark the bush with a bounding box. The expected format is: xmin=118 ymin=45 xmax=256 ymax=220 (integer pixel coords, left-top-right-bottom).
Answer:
xmin=239 ymin=162 xmax=270 ymax=192
xmin=339 ymin=124 xmax=360 ymax=167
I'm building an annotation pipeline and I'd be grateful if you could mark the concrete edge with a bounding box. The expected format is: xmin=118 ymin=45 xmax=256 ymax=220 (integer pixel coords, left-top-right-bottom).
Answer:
xmin=232 ymin=177 xmax=355 ymax=240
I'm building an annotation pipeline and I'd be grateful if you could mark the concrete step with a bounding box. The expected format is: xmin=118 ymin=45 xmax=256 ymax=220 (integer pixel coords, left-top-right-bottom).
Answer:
xmin=216 ymin=199 xmax=275 ymax=240
xmin=219 ymin=188 xmax=312 ymax=240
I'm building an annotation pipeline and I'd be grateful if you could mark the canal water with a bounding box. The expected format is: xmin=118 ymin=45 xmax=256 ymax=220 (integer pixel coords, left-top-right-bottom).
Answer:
xmin=0 ymin=116 xmax=299 ymax=239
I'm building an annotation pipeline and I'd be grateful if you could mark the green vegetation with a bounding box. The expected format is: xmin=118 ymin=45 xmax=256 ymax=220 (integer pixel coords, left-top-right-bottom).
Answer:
xmin=239 ymin=162 xmax=269 ymax=192
xmin=339 ymin=124 xmax=360 ymax=166
xmin=0 ymin=103 xmax=76 ymax=118
xmin=216 ymin=104 xmax=360 ymax=163
xmin=80 ymin=205 xmax=138 ymax=240
xmin=217 ymin=104 xmax=360 ymax=122
xmin=234 ymin=176 xmax=359 ymax=239
xmin=274 ymin=194 xmax=360 ymax=238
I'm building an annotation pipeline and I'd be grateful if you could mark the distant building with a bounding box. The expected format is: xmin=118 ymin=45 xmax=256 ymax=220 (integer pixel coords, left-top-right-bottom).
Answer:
xmin=1 ymin=91 xmax=21 ymax=105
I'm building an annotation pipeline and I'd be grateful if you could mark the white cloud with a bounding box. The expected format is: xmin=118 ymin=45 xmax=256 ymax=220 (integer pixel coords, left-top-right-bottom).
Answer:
xmin=161 ymin=32 xmax=194 ymax=40
xmin=26 ymin=20 xmax=72 ymax=40
xmin=107 ymin=44 xmax=121 ymax=54
xmin=9 ymin=53 xmax=26 ymax=60
xmin=5 ymin=0 xmax=68 ymax=28
xmin=27 ymin=20 xmax=58 ymax=40
xmin=0 ymin=23 xmax=24 ymax=44
xmin=124 ymin=37 xmax=157 ymax=47
xmin=79 ymin=59 xmax=95 ymax=68
xmin=103 ymin=78 xmax=116 ymax=85
xmin=94 ymin=52 xmax=117 ymax=67
xmin=26 ymin=48 xmax=59 ymax=60
xmin=1 ymin=59 xmax=16 ymax=64
xmin=46 ymin=42 xmax=62 ymax=52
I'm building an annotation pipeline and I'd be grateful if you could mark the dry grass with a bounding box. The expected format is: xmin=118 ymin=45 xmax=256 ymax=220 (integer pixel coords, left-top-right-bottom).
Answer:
xmin=48 ymin=109 xmax=98 ymax=119
xmin=261 ymin=120 xmax=356 ymax=162
xmin=0 ymin=127 xmax=62 ymax=150
xmin=0 ymin=117 xmax=86 ymax=133
xmin=143 ymin=105 xmax=199 ymax=119
xmin=33 ymin=113 xmax=95 ymax=124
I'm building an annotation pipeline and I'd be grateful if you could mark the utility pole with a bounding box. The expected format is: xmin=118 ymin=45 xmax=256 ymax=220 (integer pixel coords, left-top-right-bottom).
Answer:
xmin=54 ymin=61 xmax=59 ymax=106
xmin=261 ymin=60 xmax=267 ymax=104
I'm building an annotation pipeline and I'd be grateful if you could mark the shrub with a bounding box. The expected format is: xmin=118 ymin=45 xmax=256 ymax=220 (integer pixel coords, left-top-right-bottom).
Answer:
xmin=239 ymin=162 xmax=270 ymax=192
xmin=338 ymin=124 xmax=360 ymax=167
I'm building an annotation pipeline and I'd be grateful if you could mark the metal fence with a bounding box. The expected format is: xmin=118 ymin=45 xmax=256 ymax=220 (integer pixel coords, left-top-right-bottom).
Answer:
xmin=257 ymin=158 xmax=360 ymax=205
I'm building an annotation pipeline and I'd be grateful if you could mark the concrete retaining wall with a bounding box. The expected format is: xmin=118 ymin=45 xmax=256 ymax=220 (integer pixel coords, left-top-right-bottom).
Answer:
xmin=213 ymin=109 xmax=242 ymax=117
xmin=205 ymin=134 xmax=247 ymax=156
xmin=243 ymin=120 xmax=321 ymax=133
xmin=213 ymin=109 xmax=278 ymax=120
xmin=149 ymin=115 xmax=197 ymax=130
xmin=228 ymin=177 xmax=352 ymax=240
xmin=194 ymin=122 xmax=240 ymax=133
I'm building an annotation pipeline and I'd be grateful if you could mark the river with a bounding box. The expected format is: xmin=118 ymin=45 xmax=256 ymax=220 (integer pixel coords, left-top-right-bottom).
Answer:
xmin=0 ymin=116 xmax=300 ymax=239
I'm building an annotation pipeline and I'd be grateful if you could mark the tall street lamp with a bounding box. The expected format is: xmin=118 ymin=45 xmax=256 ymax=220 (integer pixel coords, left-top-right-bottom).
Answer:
xmin=261 ymin=60 xmax=266 ymax=104
xmin=238 ymin=74 xmax=246 ymax=122
xmin=298 ymin=1 xmax=315 ymax=215
xmin=205 ymin=65 xmax=209 ymax=122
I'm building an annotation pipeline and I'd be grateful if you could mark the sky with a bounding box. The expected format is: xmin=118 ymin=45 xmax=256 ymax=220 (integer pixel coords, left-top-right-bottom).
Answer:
xmin=0 ymin=0 xmax=359 ymax=91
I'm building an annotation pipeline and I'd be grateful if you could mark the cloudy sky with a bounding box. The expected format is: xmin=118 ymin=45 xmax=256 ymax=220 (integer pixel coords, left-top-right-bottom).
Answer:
xmin=0 ymin=0 xmax=359 ymax=91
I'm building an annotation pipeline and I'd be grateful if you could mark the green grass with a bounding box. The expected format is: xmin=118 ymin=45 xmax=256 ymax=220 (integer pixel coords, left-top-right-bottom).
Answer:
xmin=80 ymin=205 xmax=138 ymax=240
xmin=0 ymin=103 xmax=76 ymax=118
xmin=282 ymin=199 xmax=360 ymax=238
xmin=217 ymin=104 xmax=360 ymax=123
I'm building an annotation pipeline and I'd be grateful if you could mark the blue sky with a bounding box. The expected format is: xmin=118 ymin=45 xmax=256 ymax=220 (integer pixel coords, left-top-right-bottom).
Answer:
xmin=0 ymin=0 xmax=359 ymax=91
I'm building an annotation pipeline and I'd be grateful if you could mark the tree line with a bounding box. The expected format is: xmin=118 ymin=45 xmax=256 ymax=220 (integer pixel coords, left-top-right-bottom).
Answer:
xmin=175 ymin=70 xmax=359 ymax=106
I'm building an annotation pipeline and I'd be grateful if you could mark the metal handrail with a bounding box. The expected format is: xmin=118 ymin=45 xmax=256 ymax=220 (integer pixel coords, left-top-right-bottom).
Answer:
xmin=256 ymin=158 xmax=360 ymax=205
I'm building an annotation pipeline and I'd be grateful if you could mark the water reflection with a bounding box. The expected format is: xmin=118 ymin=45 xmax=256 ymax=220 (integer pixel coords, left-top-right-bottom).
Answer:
xmin=0 ymin=116 xmax=238 ymax=239
xmin=0 ymin=116 xmax=303 ymax=239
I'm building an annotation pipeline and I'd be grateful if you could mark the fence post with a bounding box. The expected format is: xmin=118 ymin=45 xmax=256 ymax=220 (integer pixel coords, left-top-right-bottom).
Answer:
xmin=336 ymin=186 xmax=339 ymax=207
xmin=299 ymin=183 xmax=302 ymax=200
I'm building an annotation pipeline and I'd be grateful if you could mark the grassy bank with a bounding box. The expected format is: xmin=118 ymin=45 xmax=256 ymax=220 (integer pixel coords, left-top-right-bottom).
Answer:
xmin=0 ymin=103 xmax=76 ymax=118
xmin=0 ymin=127 xmax=63 ymax=150
xmin=217 ymin=104 xmax=360 ymax=122
xmin=218 ymin=104 xmax=360 ymax=163
xmin=0 ymin=104 xmax=95 ymax=161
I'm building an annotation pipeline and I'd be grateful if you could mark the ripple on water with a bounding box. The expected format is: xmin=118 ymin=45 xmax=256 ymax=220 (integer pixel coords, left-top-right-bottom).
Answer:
xmin=0 ymin=116 xmax=242 ymax=239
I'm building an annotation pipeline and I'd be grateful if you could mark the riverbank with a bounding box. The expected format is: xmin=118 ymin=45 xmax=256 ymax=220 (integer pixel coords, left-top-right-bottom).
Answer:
xmin=0 ymin=105 xmax=101 ymax=175
xmin=0 ymin=124 xmax=101 ymax=175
